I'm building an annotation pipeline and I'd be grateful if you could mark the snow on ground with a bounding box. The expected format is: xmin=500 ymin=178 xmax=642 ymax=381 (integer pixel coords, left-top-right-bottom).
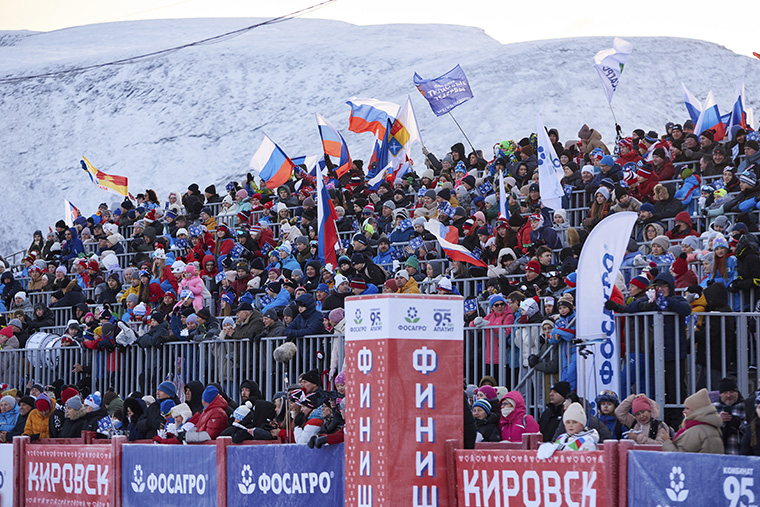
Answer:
xmin=1 ymin=17 xmax=758 ymax=255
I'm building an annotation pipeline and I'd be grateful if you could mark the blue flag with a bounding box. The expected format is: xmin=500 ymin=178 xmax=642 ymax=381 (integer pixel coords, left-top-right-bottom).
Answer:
xmin=260 ymin=242 xmax=272 ymax=256
xmin=437 ymin=200 xmax=454 ymax=217
xmin=398 ymin=218 xmax=413 ymax=231
xmin=409 ymin=236 xmax=424 ymax=250
xmin=214 ymin=272 xmax=225 ymax=284
xmin=478 ymin=180 xmax=494 ymax=196
xmin=463 ymin=298 xmax=478 ymax=314
xmin=390 ymin=247 xmax=405 ymax=260
xmin=471 ymin=247 xmax=482 ymax=260
xmin=413 ymin=64 xmax=474 ymax=116
xmin=230 ymin=243 xmax=244 ymax=259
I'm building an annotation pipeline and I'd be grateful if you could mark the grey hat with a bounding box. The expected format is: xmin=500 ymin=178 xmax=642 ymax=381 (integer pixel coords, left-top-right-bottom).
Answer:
xmin=681 ymin=236 xmax=700 ymax=251
xmin=295 ymin=236 xmax=309 ymax=245
xmin=383 ymin=200 xmax=396 ymax=210
xmin=651 ymin=235 xmax=670 ymax=252
xmin=424 ymin=189 xmax=437 ymax=200
xmin=712 ymin=216 xmax=730 ymax=230
xmin=65 ymin=396 xmax=83 ymax=410
xmin=8 ymin=319 xmax=22 ymax=329
xmin=263 ymin=308 xmax=278 ymax=320
xmin=126 ymin=294 xmax=139 ymax=304
xmin=412 ymin=217 xmax=427 ymax=228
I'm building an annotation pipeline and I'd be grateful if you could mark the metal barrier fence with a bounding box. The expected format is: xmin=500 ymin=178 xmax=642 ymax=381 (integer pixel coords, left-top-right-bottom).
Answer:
xmin=1 ymin=312 xmax=758 ymax=423
xmin=0 ymin=334 xmax=343 ymax=401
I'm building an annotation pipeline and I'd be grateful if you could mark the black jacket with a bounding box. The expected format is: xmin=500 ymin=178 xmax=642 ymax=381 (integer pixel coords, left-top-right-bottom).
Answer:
xmin=136 ymin=395 xmax=178 ymax=439
xmin=539 ymin=403 xmax=564 ymax=442
xmin=285 ymin=294 xmax=326 ymax=340
xmin=475 ymin=412 xmax=502 ymax=442
xmin=60 ymin=408 xmax=90 ymax=438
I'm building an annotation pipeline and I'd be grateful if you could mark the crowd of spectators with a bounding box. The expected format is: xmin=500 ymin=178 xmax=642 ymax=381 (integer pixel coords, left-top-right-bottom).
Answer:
xmin=0 ymin=117 xmax=759 ymax=450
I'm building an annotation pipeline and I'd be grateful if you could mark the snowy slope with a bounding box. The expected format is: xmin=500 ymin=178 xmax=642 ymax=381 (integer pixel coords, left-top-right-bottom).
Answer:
xmin=1 ymin=18 xmax=759 ymax=255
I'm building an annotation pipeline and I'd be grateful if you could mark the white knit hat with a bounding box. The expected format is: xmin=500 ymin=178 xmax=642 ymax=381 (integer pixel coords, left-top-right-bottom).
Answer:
xmin=563 ymin=402 xmax=587 ymax=426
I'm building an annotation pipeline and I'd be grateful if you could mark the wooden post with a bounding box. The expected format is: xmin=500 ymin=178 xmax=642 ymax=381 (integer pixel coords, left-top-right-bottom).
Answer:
xmin=216 ymin=436 xmax=232 ymax=507
xmin=112 ymin=435 xmax=126 ymax=506
xmin=13 ymin=436 xmax=28 ymax=507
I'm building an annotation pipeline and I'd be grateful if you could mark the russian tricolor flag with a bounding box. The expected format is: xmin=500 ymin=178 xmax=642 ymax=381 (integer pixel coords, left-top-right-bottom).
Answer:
xmin=316 ymin=113 xmax=352 ymax=177
xmin=425 ymin=219 xmax=486 ymax=268
xmin=249 ymin=134 xmax=295 ymax=189
xmin=681 ymin=82 xmax=702 ymax=124
xmin=727 ymin=82 xmax=747 ymax=140
xmin=694 ymin=90 xmax=725 ymax=141
xmin=316 ymin=171 xmax=339 ymax=267
xmin=346 ymin=98 xmax=399 ymax=138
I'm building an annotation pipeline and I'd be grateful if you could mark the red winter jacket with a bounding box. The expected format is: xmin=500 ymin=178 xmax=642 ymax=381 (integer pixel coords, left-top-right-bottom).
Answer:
xmin=195 ymin=395 xmax=229 ymax=440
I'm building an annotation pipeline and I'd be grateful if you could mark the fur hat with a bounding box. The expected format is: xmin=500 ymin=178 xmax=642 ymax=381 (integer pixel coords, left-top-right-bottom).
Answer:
xmin=170 ymin=403 xmax=192 ymax=422
xmin=273 ymin=342 xmax=298 ymax=363
xmin=563 ymin=402 xmax=587 ymax=426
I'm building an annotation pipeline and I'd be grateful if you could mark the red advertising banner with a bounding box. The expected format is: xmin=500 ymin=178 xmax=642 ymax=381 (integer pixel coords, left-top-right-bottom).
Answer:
xmin=456 ymin=449 xmax=611 ymax=507
xmin=344 ymin=294 xmax=463 ymax=507
xmin=24 ymin=445 xmax=113 ymax=507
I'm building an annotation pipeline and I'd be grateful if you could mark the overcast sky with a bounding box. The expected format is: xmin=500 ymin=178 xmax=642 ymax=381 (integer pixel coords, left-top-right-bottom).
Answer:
xmin=1 ymin=0 xmax=758 ymax=58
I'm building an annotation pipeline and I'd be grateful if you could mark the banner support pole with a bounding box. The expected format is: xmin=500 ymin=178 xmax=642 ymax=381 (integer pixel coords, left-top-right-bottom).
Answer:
xmin=448 ymin=112 xmax=477 ymax=153
xmin=608 ymin=102 xmax=622 ymax=157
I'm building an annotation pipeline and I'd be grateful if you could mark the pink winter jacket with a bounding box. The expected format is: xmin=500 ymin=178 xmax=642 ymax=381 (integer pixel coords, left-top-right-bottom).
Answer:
xmin=178 ymin=265 xmax=205 ymax=310
xmin=470 ymin=309 xmax=514 ymax=364
xmin=498 ymin=391 xmax=540 ymax=442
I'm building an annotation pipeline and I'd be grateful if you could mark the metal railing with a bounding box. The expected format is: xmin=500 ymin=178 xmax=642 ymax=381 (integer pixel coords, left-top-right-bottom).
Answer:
xmin=0 ymin=334 xmax=343 ymax=401
xmin=2 ymin=312 xmax=758 ymax=424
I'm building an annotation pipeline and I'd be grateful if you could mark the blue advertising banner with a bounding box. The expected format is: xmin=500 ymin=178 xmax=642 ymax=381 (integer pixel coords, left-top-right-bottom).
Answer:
xmin=122 ymin=444 xmax=217 ymax=507
xmin=227 ymin=443 xmax=344 ymax=507
xmin=628 ymin=450 xmax=760 ymax=506
xmin=413 ymin=64 xmax=473 ymax=116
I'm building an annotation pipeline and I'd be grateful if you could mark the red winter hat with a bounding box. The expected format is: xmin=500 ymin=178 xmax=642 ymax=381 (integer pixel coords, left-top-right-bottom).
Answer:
xmin=632 ymin=396 xmax=652 ymax=414
xmin=87 ymin=259 xmax=100 ymax=271
xmin=619 ymin=137 xmax=633 ymax=150
xmin=350 ymin=278 xmax=367 ymax=290
xmin=671 ymin=253 xmax=689 ymax=276
xmin=61 ymin=387 xmax=79 ymax=405
xmin=525 ymin=260 xmax=541 ymax=274
xmin=674 ymin=211 xmax=692 ymax=226
xmin=35 ymin=394 xmax=51 ymax=412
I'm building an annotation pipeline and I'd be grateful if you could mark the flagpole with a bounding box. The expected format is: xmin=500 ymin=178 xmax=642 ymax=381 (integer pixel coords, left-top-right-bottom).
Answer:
xmin=608 ymin=102 xmax=622 ymax=158
xmin=447 ymin=112 xmax=477 ymax=153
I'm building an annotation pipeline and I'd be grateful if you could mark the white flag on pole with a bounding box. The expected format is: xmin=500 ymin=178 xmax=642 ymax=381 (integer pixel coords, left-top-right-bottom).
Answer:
xmin=593 ymin=37 xmax=633 ymax=104
xmin=536 ymin=112 xmax=565 ymax=212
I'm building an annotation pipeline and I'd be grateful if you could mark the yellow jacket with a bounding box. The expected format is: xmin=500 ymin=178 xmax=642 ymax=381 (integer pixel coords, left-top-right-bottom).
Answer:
xmin=119 ymin=284 xmax=140 ymax=303
xmin=400 ymin=278 xmax=420 ymax=294
xmin=23 ymin=409 xmax=51 ymax=438
xmin=203 ymin=216 xmax=217 ymax=233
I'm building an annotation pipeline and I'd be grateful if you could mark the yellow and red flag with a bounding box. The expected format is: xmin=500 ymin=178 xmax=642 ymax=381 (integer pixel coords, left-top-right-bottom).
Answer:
xmin=80 ymin=156 xmax=129 ymax=197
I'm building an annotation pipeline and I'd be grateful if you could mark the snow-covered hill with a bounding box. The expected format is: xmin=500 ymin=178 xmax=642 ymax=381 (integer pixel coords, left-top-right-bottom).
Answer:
xmin=1 ymin=18 xmax=758 ymax=255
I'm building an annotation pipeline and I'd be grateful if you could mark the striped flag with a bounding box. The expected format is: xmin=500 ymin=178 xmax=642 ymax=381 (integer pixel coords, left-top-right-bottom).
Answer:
xmin=316 ymin=113 xmax=352 ymax=177
xmin=80 ymin=157 xmax=129 ymax=197
xmin=64 ymin=199 xmax=81 ymax=227
xmin=346 ymin=98 xmax=399 ymax=138
xmin=425 ymin=219 xmax=486 ymax=267
xmin=249 ymin=134 xmax=296 ymax=189
xmin=316 ymin=172 xmax=339 ymax=267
